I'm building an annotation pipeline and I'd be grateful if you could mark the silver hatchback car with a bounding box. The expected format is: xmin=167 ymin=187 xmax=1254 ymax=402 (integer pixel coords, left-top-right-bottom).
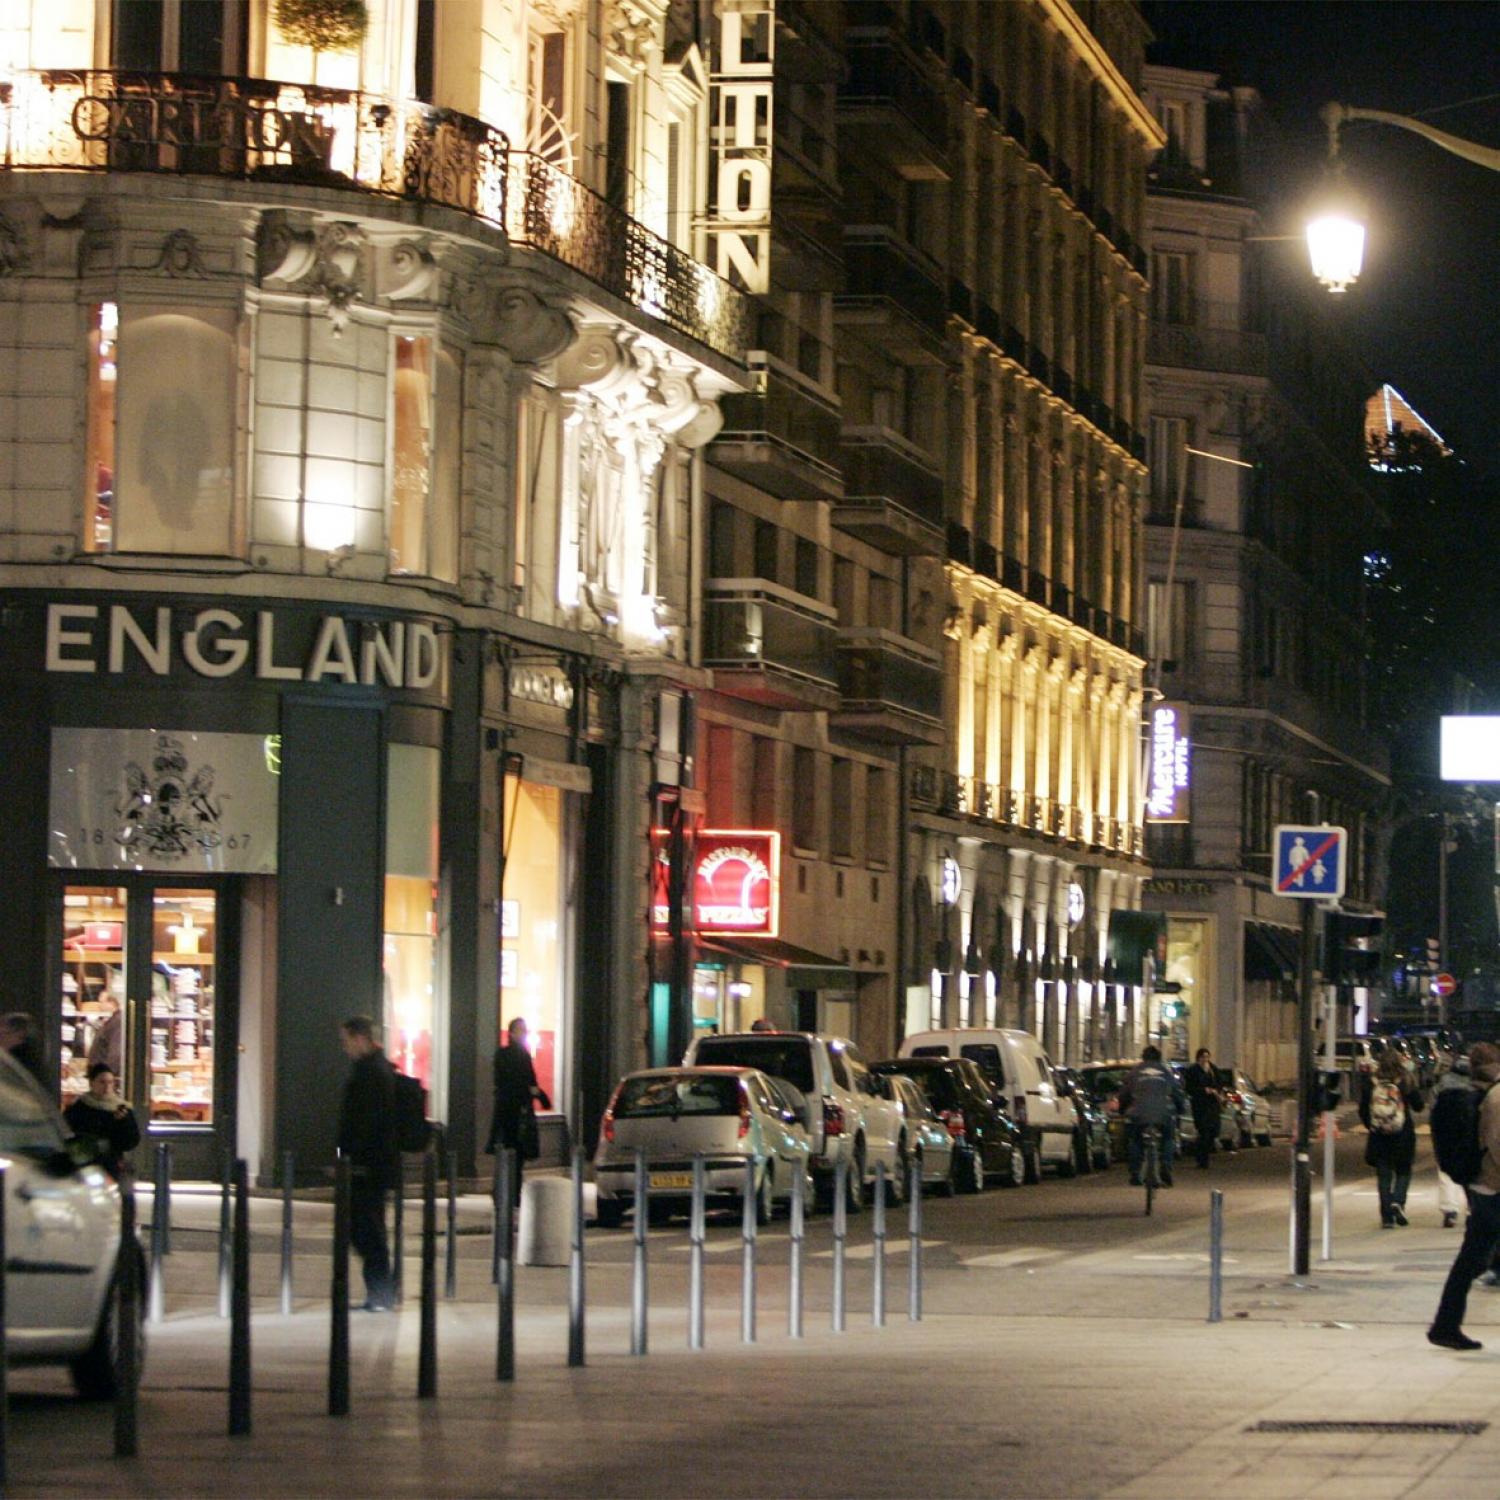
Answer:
xmin=594 ymin=1066 xmax=813 ymax=1226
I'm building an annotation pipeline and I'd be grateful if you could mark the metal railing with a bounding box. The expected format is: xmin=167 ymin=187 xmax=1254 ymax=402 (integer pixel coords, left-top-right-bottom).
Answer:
xmin=0 ymin=70 xmax=750 ymax=362
xmin=703 ymin=580 xmax=841 ymax=691
xmin=833 ymin=627 xmax=943 ymax=723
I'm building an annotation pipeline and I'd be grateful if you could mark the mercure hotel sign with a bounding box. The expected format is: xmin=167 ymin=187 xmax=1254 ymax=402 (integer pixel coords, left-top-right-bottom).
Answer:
xmin=43 ymin=603 xmax=444 ymax=690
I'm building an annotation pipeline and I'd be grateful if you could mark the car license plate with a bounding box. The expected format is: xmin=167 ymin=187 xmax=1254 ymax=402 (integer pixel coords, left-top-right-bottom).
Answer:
xmin=650 ymin=1172 xmax=693 ymax=1190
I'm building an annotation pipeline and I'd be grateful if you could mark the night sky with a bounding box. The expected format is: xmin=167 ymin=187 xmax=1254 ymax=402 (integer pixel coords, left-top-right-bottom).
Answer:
xmin=1143 ymin=1 xmax=1500 ymax=476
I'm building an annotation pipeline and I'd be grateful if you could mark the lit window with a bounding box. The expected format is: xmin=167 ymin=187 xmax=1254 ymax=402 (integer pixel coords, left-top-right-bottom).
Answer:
xmin=390 ymin=335 xmax=461 ymax=583
xmin=83 ymin=303 xmax=118 ymax=553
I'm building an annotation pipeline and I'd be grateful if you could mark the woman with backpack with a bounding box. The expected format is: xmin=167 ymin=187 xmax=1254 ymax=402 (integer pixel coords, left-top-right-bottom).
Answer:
xmin=1360 ymin=1049 xmax=1425 ymax=1227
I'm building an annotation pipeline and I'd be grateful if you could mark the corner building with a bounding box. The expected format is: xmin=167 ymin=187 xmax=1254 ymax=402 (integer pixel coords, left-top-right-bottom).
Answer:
xmin=0 ymin=0 xmax=750 ymax=1179
xmin=691 ymin=1 xmax=1161 ymax=1066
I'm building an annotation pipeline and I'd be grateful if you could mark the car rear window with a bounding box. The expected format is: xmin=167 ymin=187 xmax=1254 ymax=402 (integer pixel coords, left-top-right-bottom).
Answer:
xmin=959 ymin=1044 xmax=1005 ymax=1086
xmin=886 ymin=1063 xmax=960 ymax=1110
xmin=1080 ymin=1066 xmax=1131 ymax=1098
xmin=615 ymin=1074 xmax=743 ymax=1118
xmin=694 ymin=1038 xmax=816 ymax=1095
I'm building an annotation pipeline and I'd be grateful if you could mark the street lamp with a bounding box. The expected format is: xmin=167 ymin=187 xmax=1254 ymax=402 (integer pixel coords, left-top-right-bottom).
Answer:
xmin=1307 ymin=100 xmax=1500 ymax=293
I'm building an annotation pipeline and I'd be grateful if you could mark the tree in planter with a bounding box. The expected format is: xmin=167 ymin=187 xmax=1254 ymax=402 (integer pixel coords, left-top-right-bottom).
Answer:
xmin=274 ymin=0 xmax=369 ymax=84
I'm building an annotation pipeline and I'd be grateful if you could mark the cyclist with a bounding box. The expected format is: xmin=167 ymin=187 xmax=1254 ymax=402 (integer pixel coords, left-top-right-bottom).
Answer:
xmin=1118 ymin=1045 xmax=1185 ymax=1187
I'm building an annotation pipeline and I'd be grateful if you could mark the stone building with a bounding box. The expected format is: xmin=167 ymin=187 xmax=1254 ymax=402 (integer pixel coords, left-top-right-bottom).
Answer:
xmin=0 ymin=0 xmax=749 ymax=1179
xmin=1139 ymin=64 xmax=1387 ymax=1084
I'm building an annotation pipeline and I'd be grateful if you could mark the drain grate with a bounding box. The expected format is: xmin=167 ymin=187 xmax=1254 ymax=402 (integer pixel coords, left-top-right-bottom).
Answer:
xmin=1249 ymin=1420 xmax=1487 ymax=1436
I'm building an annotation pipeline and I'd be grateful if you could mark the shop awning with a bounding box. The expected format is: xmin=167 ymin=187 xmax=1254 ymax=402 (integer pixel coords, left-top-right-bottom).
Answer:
xmin=698 ymin=936 xmax=858 ymax=991
xmin=1244 ymin=922 xmax=1300 ymax=983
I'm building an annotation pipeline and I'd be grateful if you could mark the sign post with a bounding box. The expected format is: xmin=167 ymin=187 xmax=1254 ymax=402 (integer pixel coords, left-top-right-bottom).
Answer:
xmin=1273 ymin=824 xmax=1347 ymax=1278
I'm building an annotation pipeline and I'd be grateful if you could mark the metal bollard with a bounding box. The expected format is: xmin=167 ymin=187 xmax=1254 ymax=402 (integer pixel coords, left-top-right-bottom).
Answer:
xmin=157 ymin=1142 xmax=172 ymax=1255
xmin=147 ymin=1155 xmax=166 ymax=1325
xmin=418 ymin=1148 xmax=437 ymax=1398
xmin=491 ymin=1150 xmax=503 ymax=1286
xmin=688 ymin=1153 xmax=706 ymax=1350
xmin=1208 ymin=1188 xmax=1224 ymax=1324
xmin=392 ymin=1169 xmax=405 ymax=1307
xmin=280 ymin=1150 xmax=295 ymax=1316
xmin=788 ymin=1166 xmax=805 ymax=1339
xmin=444 ymin=1131 xmax=458 ymax=1301
xmin=496 ymin=1149 xmax=515 ymax=1382
xmin=329 ymin=1155 xmax=351 ymax=1418
xmin=907 ymin=1156 xmax=923 ymax=1322
xmin=228 ymin=1158 xmax=251 ymax=1437
xmin=741 ymin=1157 xmax=758 ymax=1344
xmin=832 ymin=1158 xmax=848 ymax=1333
xmin=568 ymin=1149 xmax=586 ymax=1368
xmin=872 ymin=1162 xmax=887 ymax=1328
xmin=217 ymin=1152 xmax=232 ymax=1320
xmin=630 ymin=1149 xmax=648 ymax=1357
xmin=113 ymin=1168 xmax=139 ymax=1459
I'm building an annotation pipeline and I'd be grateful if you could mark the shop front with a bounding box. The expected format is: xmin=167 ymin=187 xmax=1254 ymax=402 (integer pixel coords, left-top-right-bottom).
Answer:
xmin=2 ymin=593 xmax=449 ymax=1182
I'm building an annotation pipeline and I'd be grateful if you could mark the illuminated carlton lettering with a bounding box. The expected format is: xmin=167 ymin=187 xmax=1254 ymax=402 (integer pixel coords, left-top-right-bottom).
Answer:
xmin=708 ymin=5 xmax=774 ymax=293
xmin=1145 ymin=704 xmax=1191 ymax=823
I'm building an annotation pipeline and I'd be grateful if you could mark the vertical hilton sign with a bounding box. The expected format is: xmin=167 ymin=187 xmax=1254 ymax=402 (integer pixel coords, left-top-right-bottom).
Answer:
xmin=707 ymin=4 xmax=774 ymax=293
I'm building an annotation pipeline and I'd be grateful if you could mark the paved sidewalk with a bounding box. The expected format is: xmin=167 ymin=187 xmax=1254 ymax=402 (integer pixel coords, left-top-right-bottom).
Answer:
xmin=13 ymin=1132 xmax=1498 ymax=1499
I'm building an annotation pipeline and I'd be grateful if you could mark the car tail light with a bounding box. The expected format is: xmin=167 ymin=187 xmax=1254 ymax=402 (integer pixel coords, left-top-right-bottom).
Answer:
xmin=939 ymin=1108 xmax=967 ymax=1140
xmin=822 ymin=1096 xmax=845 ymax=1137
xmin=1013 ymin=1095 xmax=1028 ymax=1127
xmin=601 ymin=1110 xmax=615 ymax=1144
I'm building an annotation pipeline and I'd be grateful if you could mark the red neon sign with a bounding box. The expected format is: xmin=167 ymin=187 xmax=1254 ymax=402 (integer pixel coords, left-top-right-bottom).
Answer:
xmin=650 ymin=829 xmax=781 ymax=936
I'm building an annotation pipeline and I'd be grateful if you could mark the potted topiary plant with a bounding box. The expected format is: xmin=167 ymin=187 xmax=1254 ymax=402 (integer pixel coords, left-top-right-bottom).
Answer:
xmin=274 ymin=0 xmax=369 ymax=85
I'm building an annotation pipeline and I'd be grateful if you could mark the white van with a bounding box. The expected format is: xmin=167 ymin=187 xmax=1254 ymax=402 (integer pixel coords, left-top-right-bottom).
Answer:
xmin=898 ymin=1028 xmax=1075 ymax=1181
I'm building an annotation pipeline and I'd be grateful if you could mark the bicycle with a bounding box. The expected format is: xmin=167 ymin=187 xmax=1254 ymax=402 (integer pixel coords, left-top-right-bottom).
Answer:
xmin=1138 ymin=1123 xmax=1162 ymax=1216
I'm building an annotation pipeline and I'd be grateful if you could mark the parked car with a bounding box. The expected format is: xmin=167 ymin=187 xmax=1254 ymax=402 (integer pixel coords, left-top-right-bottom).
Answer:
xmin=1380 ymin=1034 xmax=1425 ymax=1085
xmin=872 ymin=1056 xmax=1026 ymax=1191
xmin=1217 ymin=1068 xmax=1275 ymax=1147
xmin=1396 ymin=1025 xmax=1463 ymax=1070
xmin=1399 ymin=1034 xmax=1442 ymax=1086
xmin=593 ymin=1066 xmax=813 ymax=1227
xmin=875 ymin=1071 xmax=956 ymax=1195
xmin=1055 ymin=1065 xmax=1112 ymax=1171
xmin=684 ymin=1032 xmax=906 ymax=1211
xmin=1334 ymin=1036 xmax=1384 ymax=1078
xmin=898 ymin=1028 xmax=1074 ymax=1181
xmin=2 ymin=1051 xmax=138 ymax=1398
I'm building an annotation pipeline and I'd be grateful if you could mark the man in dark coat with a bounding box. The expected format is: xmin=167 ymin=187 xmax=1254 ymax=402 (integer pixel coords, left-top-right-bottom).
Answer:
xmin=1184 ymin=1048 xmax=1223 ymax=1169
xmin=488 ymin=1017 xmax=551 ymax=1206
xmin=337 ymin=1015 xmax=399 ymax=1310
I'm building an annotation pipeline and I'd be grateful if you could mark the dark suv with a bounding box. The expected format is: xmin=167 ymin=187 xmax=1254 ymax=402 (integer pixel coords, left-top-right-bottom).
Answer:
xmin=871 ymin=1057 xmax=1025 ymax=1192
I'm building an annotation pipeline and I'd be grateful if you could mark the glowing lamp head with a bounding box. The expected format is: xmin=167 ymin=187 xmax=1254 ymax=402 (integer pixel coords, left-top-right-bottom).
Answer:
xmin=1306 ymin=210 xmax=1366 ymax=294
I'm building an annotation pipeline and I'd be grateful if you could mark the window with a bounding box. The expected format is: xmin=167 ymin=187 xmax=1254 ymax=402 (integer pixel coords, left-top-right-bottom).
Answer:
xmin=1150 ymin=250 xmax=1194 ymax=326
xmin=414 ymin=0 xmax=436 ymax=102
xmin=831 ymin=760 xmax=854 ymax=859
xmin=112 ymin=0 xmax=245 ymax=72
xmin=709 ymin=501 xmax=739 ymax=577
xmin=605 ymin=77 xmax=634 ymax=212
xmin=527 ymin=25 xmax=574 ymax=169
xmin=866 ymin=767 xmax=890 ymax=864
xmin=390 ymin=334 xmax=461 ymax=583
xmin=794 ymin=536 xmax=819 ymax=599
xmin=85 ymin=302 xmax=242 ymax=556
xmin=1149 ymin=416 xmax=1189 ymax=511
xmin=753 ymin=520 xmax=779 ymax=583
xmin=791 ymin=746 xmax=818 ymax=851
xmin=514 ymin=389 xmax=561 ymax=616
xmin=1146 ymin=579 xmax=1192 ymax=671
xmin=751 ymin=736 xmax=778 ymax=828
xmin=385 ymin=745 xmax=442 ymax=1108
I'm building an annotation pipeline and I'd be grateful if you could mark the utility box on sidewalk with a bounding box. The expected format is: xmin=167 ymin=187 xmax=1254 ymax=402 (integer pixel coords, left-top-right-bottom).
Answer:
xmin=518 ymin=1177 xmax=571 ymax=1266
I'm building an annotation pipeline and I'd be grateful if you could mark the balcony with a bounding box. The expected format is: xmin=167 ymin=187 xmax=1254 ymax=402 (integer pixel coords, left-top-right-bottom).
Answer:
xmin=837 ymin=228 xmax=948 ymax=363
xmin=710 ymin=355 xmax=844 ymax=501
xmin=702 ymin=579 xmax=841 ymax=712
xmin=831 ymin=428 xmax=944 ymax=556
xmin=829 ymin=627 xmax=944 ymax=745
xmin=1147 ymin=307 xmax=1268 ymax=377
xmin=0 ymin=69 xmax=750 ymax=363
xmin=774 ymin=0 xmax=844 ymax=84
xmin=837 ymin=41 xmax=949 ymax=182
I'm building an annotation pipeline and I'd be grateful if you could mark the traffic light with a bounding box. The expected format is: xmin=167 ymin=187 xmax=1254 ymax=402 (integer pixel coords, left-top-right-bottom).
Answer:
xmin=1325 ymin=912 xmax=1384 ymax=984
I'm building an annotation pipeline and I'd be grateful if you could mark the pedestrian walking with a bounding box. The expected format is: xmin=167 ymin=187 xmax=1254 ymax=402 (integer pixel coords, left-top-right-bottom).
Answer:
xmin=1359 ymin=1048 xmax=1424 ymax=1228
xmin=0 ymin=1011 xmax=47 ymax=1086
xmin=1429 ymin=1042 xmax=1500 ymax=1350
xmin=62 ymin=1062 xmax=141 ymax=1179
xmin=487 ymin=1017 xmax=551 ymax=1206
xmin=1184 ymin=1047 xmax=1222 ymax=1169
xmin=336 ymin=1015 xmax=399 ymax=1311
xmin=1433 ymin=1053 xmax=1472 ymax=1229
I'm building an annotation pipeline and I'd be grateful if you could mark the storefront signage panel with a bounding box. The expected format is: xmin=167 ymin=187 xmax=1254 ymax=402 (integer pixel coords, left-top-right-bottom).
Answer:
xmin=41 ymin=603 xmax=445 ymax=696
xmin=49 ymin=728 xmax=278 ymax=874
xmin=1145 ymin=703 xmax=1191 ymax=823
xmin=693 ymin=830 xmax=779 ymax=936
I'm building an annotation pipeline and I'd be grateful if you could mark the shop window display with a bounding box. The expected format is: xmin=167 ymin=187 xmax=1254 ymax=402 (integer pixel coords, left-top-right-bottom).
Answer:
xmin=148 ymin=890 xmax=216 ymax=1125
xmin=384 ymin=744 xmax=441 ymax=1103
xmin=501 ymin=775 xmax=565 ymax=1108
xmin=60 ymin=886 xmax=128 ymax=1103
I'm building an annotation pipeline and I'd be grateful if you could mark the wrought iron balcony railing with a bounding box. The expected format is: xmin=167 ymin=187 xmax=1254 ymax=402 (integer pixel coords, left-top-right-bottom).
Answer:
xmin=0 ymin=70 xmax=750 ymax=362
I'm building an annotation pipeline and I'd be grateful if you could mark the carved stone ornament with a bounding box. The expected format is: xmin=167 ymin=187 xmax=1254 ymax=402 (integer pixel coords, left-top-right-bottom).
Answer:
xmin=313 ymin=222 xmax=367 ymax=333
xmin=256 ymin=212 xmax=319 ymax=284
xmin=153 ymin=227 xmax=208 ymax=278
xmin=385 ymin=239 xmax=438 ymax=302
xmin=607 ymin=0 xmax=660 ymax=69
xmin=0 ymin=213 xmax=28 ymax=276
xmin=491 ymin=284 xmax=574 ymax=365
